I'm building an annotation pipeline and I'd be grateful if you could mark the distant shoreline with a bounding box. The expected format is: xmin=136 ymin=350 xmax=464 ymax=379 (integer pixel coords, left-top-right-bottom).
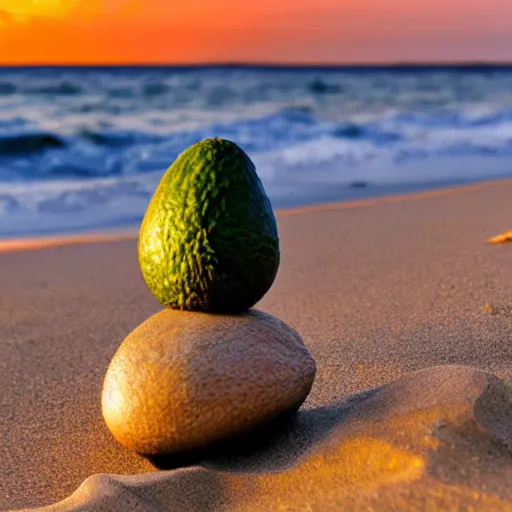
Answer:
xmin=2 ymin=62 xmax=512 ymax=71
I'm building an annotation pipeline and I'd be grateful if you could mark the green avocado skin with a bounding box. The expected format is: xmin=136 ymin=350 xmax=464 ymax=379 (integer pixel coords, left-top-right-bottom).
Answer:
xmin=138 ymin=138 xmax=280 ymax=313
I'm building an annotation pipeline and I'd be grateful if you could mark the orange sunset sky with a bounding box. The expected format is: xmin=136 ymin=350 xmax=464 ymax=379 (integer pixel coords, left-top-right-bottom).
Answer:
xmin=0 ymin=0 xmax=511 ymax=65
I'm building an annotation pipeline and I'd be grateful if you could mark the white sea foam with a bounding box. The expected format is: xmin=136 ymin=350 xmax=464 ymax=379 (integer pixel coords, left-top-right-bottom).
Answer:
xmin=1 ymin=66 xmax=512 ymax=236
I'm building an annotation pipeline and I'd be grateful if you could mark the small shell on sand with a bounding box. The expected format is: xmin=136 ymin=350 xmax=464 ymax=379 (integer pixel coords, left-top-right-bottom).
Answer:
xmin=35 ymin=365 xmax=512 ymax=512
xmin=101 ymin=309 xmax=316 ymax=456
xmin=487 ymin=230 xmax=512 ymax=243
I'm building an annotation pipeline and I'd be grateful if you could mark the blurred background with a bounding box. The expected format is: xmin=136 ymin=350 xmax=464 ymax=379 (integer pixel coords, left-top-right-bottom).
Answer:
xmin=0 ymin=1 xmax=511 ymax=238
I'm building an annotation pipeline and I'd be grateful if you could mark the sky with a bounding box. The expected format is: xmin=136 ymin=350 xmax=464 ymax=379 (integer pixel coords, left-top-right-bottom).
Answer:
xmin=0 ymin=0 xmax=511 ymax=65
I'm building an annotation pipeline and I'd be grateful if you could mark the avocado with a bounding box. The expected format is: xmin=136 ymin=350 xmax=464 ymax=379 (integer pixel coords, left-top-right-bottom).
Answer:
xmin=138 ymin=138 xmax=280 ymax=313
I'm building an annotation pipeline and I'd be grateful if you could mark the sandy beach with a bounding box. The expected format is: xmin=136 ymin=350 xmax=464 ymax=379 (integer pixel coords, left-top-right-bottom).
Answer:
xmin=1 ymin=179 xmax=512 ymax=511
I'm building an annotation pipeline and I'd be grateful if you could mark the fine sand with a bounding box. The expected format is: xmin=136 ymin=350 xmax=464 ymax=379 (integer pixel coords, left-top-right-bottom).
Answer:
xmin=1 ymin=179 xmax=512 ymax=511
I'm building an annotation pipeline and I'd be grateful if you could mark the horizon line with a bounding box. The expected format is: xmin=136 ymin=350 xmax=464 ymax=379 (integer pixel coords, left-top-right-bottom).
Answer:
xmin=2 ymin=60 xmax=512 ymax=69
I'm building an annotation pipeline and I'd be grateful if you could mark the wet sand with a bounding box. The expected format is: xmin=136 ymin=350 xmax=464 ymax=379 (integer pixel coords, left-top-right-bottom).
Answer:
xmin=1 ymin=179 xmax=511 ymax=511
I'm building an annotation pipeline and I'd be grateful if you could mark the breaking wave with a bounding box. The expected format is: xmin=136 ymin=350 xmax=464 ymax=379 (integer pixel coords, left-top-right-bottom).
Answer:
xmin=2 ymin=65 xmax=512 ymax=237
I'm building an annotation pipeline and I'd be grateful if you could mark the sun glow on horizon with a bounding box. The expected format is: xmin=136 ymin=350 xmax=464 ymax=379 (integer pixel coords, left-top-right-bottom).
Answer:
xmin=0 ymin=0 xmax=80 ymax=22
xmin=0 ymin=0 xmax=511 ymax=65
xmin=0 ymin=0 xmax=144 ymax=24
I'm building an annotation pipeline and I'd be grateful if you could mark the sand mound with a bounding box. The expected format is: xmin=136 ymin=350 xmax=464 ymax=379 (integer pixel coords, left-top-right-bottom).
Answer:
xmin=21 ymin=365 xmax=512 ymax=511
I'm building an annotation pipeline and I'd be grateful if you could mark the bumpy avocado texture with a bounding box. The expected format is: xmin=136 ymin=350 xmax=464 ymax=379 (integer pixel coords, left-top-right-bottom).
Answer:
xmin=138 ymin=138 xmax=280 ymax=313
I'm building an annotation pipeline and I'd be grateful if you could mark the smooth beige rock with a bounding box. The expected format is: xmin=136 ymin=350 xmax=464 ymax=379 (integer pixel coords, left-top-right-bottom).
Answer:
xmin=101 ymin=309 xmax=316 ymax=456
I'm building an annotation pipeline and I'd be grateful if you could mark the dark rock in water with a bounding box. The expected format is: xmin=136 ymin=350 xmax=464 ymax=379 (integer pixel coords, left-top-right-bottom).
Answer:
xmin=0 ymin=133 xmax=65 ymax=156
xmin=349 ymin=181 xmax=369 ymax=189
xmin=333 ymin=124 xmax=365 ymax=139
xmin=308 ymin=79 xmax=342 ymax=94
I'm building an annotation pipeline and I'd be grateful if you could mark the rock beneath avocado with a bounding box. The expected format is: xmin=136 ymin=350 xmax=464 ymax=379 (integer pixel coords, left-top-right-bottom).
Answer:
xmin=101 ymin=308 xmax=316 ymax=456
xmin=138 ymin=137 xmax=280 ymax=313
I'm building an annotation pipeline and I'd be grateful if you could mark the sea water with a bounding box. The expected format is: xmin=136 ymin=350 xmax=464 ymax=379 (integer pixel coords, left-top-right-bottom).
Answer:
xmin=1 ymin=65 xmax=512 ymax=238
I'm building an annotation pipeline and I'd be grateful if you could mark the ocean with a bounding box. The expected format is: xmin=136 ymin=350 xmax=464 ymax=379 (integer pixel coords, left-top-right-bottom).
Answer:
xmin=1 ymin=65 xmax=512 ymax=239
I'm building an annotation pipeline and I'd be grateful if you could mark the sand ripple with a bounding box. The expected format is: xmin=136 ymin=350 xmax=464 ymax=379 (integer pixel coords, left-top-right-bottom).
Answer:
xmin=21 ymin=365 xmax=512 ymax=512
